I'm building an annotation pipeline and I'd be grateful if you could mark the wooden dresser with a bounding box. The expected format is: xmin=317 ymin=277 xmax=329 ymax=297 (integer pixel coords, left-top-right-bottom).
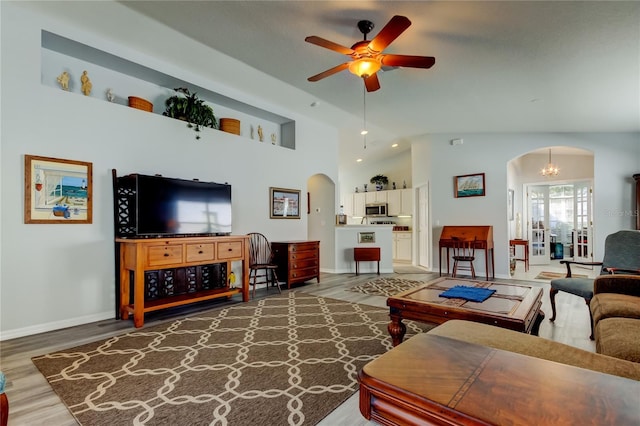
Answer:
xmin=271 ymin=241 xmax=320 ymax=288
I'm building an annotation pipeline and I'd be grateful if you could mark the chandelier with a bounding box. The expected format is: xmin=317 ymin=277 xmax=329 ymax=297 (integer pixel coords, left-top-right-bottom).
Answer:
xmin=540 ymin=149 xmax=559 ymax=177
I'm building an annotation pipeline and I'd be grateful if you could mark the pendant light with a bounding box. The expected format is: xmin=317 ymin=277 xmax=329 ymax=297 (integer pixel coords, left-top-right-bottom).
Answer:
xmin=540 ymin=149 xmax=559 ymax=177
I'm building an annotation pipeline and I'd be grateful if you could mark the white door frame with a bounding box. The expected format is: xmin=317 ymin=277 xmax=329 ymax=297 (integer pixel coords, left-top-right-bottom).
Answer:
xmin=417 ymin=183 xmax=430 ymax=269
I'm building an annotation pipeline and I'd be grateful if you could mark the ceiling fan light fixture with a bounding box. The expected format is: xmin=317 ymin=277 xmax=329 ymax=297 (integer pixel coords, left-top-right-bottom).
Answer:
xmin=348 ymin=58 xmax=381 ymax=78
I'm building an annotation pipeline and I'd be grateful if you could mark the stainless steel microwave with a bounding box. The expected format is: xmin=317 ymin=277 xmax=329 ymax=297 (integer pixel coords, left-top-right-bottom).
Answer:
xmin=365 ymin=203 xmax=388 ymax=217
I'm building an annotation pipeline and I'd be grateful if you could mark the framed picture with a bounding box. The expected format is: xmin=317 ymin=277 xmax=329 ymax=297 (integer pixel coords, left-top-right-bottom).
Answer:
xmin=358 ymin=232 xmax=376 ymax=243
xmin=270 ymin=187 xmax=301 ymax=219
xmin=508 ymin=189 xmax=514 ymax=221
xmin=454 ymin=173 xmax=486 ymax=198
xmin=24 ymin=155 xmax=93 ymax=224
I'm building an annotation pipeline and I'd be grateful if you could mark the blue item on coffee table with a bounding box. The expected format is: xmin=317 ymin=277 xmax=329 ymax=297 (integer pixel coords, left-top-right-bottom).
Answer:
xmin=439 ymin=285 xmax=496 ymax=303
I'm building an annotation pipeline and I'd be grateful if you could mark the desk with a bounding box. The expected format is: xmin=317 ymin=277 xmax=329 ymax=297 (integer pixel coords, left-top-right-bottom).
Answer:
xmin=359 ymin=333 xmax=640 ymax=426
xmin=509 ymin=239 xmax=529 ymax=271
xmin=439 ymin=226 xmax=494 ymax=280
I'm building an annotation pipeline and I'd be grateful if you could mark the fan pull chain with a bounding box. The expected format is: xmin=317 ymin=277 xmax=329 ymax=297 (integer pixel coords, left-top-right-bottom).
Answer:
xmin=362 ymin=83 xmax=367 ymax=149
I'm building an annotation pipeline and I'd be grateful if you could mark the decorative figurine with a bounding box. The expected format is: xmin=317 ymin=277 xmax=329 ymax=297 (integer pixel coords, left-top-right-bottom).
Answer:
xmin=258 ymin=125 xmax=264 ymax=142
xmin=56 ymin=71 xmax=70 ymax=90
xmin=403 ymin=180 xmax=407 ymax=189
xmin=80 ymin=70 xmax=92 ymax=96
xmin=364 ymin=184 xmax=368 ymax=192
xmin=250 ymin=125 xmax=254 ymax=139
xmin=271 ymin=133 xmax=276 ymax=145
xmin=392 ymin=182 xmax=397 ymax=190
xmin=355 ymin=187 xmax=359 ymax=193
xmin=106 ymin=88 xmax=115 ymax=102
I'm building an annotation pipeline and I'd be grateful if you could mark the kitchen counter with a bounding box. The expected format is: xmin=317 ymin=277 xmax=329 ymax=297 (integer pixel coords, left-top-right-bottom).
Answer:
xmin=335 ymin=225 xmax=393 ymax=274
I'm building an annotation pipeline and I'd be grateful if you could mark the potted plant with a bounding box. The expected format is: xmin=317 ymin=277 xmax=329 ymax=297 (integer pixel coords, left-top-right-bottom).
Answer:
xmin=163 ymin=87 xmax=217 ymax=139
xmin=370 ymin=174 xmax=389 ymax=191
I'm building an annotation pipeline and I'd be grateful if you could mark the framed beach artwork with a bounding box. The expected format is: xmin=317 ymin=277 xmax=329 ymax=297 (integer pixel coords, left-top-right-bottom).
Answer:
xmin=454 ymin=173 xmax=486 ymax=198
xmin=270 ymin=187 xmax=301 ymax=219
xmin=24 ymin=155 xmax=93 ymax=224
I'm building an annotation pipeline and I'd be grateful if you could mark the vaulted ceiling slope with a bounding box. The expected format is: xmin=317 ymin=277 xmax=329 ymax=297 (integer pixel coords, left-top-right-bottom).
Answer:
xmin=120 ymin=1 xmax=640 ymax=165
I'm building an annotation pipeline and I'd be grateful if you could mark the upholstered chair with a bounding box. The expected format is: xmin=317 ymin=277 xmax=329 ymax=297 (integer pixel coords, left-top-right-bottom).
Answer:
xmin=549 ymin=230 xmax=640 ymax=339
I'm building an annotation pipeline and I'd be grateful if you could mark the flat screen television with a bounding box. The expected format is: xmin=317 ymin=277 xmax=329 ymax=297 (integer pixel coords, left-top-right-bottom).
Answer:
xmin=115 ymin=173 xmax=232 ymax=237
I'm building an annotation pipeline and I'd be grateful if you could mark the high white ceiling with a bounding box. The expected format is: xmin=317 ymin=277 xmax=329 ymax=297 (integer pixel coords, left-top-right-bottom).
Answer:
xmin=120 ymin=1 xmax=640 ymax=169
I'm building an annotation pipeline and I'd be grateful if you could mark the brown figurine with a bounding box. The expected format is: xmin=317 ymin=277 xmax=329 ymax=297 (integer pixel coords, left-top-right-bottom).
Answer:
xmin=80 ymin=70 xmax=92 ymax=96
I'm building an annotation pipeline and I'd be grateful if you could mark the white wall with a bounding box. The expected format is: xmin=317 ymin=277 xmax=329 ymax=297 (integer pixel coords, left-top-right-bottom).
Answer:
xmin=412 ymin=133 xmax=639 ymax=278
xmin=0 ymin=2 xmax=338 ymax=339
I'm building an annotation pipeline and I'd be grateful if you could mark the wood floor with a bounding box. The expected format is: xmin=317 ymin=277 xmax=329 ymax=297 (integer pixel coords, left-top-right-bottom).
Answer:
xmin=0 ymin=270 xmax=595 ymax=426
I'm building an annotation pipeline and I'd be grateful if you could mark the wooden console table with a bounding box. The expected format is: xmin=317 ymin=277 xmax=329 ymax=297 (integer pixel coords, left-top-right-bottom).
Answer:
xmin=271 ymin=241 xmax=320 ymax=288
xmin=354 ymin=247 xmax=381 ymax=275
xmin=116 ymin=235 xmax=250 ymax=328
xmin=359 ymin=333 xmax=639 ymax=425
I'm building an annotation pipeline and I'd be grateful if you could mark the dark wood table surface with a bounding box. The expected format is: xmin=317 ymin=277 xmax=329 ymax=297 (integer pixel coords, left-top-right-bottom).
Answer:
xmin=387 ymin=277 xmax=543 ymax=346
xmin=359 ymin=333 xmax=640 ymax=426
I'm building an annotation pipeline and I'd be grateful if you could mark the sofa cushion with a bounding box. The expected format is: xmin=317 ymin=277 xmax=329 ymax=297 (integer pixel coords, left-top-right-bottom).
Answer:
xmin=590 ymin=293 xmax=640 ymax=325
xmin=595 ymin=317 xmax=640 ymax=363
xmin=428 ymin=319 xmax=640 ymax=381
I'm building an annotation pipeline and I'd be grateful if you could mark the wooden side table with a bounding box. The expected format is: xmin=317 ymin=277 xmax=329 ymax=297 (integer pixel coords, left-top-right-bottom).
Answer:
xmin=354 ymin=247 xmax=380 ymax=275
xmin=510 ymin=239 xmax=529 ymax=271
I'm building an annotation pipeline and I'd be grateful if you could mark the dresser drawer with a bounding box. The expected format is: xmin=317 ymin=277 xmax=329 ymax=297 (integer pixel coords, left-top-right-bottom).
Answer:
xmin=290 ymin=258 xmax=318 ymax=270
xmin=289 ymin=242 xmax=319 ymax=253
xmin=186 ymin=243 xmax=215 ymax=262
xmin=290 ymin=250 xmax=318 ymax=261
xmin=217 ymin=241 xmax=243 ymax=260
xmin=290 ymin=266 xmax=319 ymax=281
xmin=147 ymin=245 xmax=183 ymax=266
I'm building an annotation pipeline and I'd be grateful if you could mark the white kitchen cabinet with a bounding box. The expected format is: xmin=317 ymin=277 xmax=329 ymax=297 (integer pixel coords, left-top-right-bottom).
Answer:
xmin=341 ymin=193 xmax=354 ymax=217
xmin=365 ymin=190 xmax=387 ymax=204
xmin=353 ymin=192 xmax=366 ymax=217
xmin=388 ymin=188 xmax=413 ymax=216
xmin=393 ymin=232 xmax=412 ymax=261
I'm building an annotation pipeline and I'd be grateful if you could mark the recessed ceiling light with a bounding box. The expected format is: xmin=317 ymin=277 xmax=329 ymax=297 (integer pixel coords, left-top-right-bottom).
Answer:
xmin=356 ymin=158 xmax=363 ymax=162
xmin=360 ymin=130 xmax=368 ymax=135
xmin=391 ymin=143 xmax=398 ymax=148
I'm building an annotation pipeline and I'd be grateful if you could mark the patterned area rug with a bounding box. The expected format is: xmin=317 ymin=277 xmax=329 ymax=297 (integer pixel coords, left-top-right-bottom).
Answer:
xmin=348 ymin=276 xmax=436 ymax=297
xmin=534 ymin=271 xmax=587 ymax=280
xmin=32 ymin=293 xmax=432 ymax=426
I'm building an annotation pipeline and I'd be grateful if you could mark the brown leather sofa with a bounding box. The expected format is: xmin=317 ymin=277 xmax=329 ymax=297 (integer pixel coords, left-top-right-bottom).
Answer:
xmin=590 ymin=274 xmax=640 ymax=363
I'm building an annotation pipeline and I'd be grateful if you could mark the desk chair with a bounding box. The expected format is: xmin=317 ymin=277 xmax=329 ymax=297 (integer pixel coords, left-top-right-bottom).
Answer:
xmin=550 ymin=230 xmax=640 ymax=339
xmin=451 ymin=237 xmax=477 ymax=279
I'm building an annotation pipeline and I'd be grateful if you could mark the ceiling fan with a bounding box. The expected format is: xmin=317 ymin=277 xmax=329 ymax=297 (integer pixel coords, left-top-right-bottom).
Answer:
xmin=305 ymin=15 xmax=435 ymax=92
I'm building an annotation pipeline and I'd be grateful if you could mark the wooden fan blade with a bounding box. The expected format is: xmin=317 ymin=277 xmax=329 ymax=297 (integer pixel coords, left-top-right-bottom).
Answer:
xmin=368 ymin=15 xmax=411 ymax=53
xmin=364 ymin=73 xmax=381 ymax=92
xmin=381 ymin=54 xmax=436 ymax=69
xmin=308 ymin=63 xmax=350 ymax=82
xmin=305 ymin=36 xmax=355 ymax=56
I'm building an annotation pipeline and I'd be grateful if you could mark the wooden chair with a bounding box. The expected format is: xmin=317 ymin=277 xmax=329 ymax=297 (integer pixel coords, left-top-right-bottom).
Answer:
xmin=247 ymin=233 xmax=282 ymax=298
xmin=451 ymin=237 xmax=476 ymax=279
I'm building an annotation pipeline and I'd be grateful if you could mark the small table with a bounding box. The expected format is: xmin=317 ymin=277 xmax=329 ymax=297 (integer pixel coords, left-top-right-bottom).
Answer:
xmin=359 ymin=333 xmax=640 ymax=426
xmin=510 ymin=239 xmax=529 ymax=271
xmin=387 ymin=277 xmax=544 ymax=346
xmin=354 ymin=247 xmax=380 ymax=276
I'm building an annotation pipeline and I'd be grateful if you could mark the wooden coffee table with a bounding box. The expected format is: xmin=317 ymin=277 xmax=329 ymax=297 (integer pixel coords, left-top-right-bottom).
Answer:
xmin=359 ymin=333 xmax=640 ymax=426
xmin=387 ymin=277 xmax=543 ymax=346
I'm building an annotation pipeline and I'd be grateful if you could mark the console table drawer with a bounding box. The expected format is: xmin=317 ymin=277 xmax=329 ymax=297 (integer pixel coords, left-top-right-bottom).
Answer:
xmin=186 ymin=243 xmax=215 ymax=262
xmin=147 ymin=245 xmax=184 ymax=266
xmin=217 ymin=241 xmax=243 ymax=260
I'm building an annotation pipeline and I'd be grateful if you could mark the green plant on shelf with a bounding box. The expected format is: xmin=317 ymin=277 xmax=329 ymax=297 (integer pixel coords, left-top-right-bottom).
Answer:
xmin=163 ymin=87 xmax=217 ymax=139
xmin=370 ymin=174 xmax=389 ymax=190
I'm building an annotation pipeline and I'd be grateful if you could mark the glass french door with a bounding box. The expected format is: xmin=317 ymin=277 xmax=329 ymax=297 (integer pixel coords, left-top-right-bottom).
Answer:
xmin=528 ymin=185 xmax=550 ymax=265
xmin=573 ymin=181 xmax=593 ymax=262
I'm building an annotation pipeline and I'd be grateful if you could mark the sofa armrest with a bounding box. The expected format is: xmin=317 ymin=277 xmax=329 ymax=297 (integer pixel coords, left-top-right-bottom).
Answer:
xmin=560 ymin=260 xmax=603 ymax=277
xmin=593 ymin=274 xmax=640 ymax=296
